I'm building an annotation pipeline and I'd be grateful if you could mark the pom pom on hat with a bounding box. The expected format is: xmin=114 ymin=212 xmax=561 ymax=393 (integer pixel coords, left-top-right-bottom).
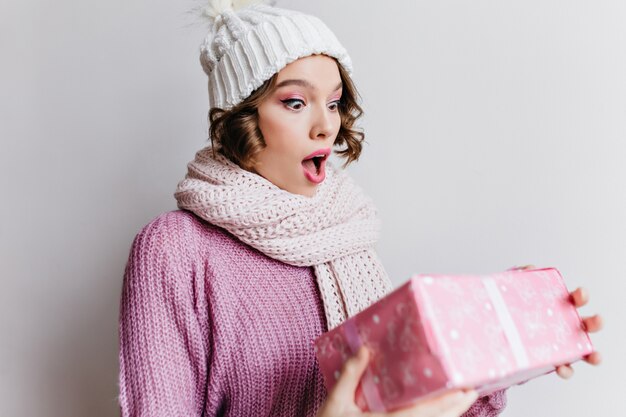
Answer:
xmin=200 ymin=0 xmax=272 ymax=21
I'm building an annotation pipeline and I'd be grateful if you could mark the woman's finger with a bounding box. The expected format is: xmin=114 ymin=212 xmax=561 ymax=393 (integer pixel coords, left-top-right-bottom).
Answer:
xmin=437 ymin=391 xmax=480 ymax=417
xmin=556 ymin=364 xmax=574 ymax=379
xmin=328 ymin=345 xmax=370 ymax=403
xmin=507 ymin=264 xmax=536 ymax=271
xmin=394 ymin=390 xmax=478 ymax=417
xmin=583 ymin=351 xmax=602 ymax=365
xmin=582 ymin=314 xmax=603 ymax=332
xmin=570 ymin=287 xmax=589 ymax=307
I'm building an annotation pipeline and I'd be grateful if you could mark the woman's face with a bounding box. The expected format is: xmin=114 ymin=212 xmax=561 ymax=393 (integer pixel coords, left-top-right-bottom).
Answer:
xmin=255 ymin=54 xmax=343 ymax=197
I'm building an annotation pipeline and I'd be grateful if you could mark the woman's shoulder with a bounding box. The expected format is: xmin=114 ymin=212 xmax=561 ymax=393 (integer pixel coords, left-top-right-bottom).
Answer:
xmin=130 ymin=210 xmax=240 ymax=259
xmin=137 ymin=209 xmax=210 ymax=237
xmin=125 ymin=210 xmax=262 ymax=287
xmin=129 ymin=210 xmax=203 ymax=259
xmin=124 ymin=210 xmax=221 ymax=287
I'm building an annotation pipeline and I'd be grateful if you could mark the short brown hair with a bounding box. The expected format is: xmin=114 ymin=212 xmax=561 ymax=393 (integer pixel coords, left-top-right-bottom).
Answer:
xmin=208 ymin=58 xmax=365 ymax=171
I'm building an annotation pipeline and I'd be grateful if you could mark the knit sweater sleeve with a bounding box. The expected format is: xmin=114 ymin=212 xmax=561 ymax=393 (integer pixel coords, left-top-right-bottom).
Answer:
xmin=118 ymin=214 xmax=211 ymax=416
xmin=463 ymin=388 xmax=508 ymax=417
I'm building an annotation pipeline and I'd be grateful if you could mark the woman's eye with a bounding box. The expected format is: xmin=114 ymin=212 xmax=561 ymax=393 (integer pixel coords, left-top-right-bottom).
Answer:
xmin=281 ymin=98 xmax=305 ymax=110
xmin=328 ymin=100 xmax=340 ymax=111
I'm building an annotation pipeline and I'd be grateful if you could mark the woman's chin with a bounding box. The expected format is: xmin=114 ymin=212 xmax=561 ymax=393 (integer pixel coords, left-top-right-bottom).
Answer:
xmin=255 ymin=168 xmax=319 ymax=197
xmin=283 ymin=180 xmax=318 ymax=198
xmin=291 ymin=184 xmax=317 ymax=197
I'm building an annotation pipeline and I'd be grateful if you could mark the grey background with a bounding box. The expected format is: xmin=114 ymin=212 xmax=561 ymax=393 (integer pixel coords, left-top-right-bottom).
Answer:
xmin=1 ymin=0 xmax=623 ymax=416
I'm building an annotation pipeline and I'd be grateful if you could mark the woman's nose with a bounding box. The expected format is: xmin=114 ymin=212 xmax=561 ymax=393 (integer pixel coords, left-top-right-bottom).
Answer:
xmin=310 ymin=105 xmax=334 ymax=140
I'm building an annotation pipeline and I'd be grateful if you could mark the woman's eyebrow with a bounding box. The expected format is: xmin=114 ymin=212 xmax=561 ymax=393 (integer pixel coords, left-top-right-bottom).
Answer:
xmin=275 ymin=79 xmax=343 ymax=91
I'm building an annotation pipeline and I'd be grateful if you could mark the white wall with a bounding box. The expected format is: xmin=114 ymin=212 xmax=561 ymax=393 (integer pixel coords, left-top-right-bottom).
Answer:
xmin=1 ymin=1 xmax=623 ymax=416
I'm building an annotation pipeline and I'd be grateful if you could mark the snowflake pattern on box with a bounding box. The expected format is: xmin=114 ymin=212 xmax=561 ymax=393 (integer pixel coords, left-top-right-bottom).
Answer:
xmin=313 ymin=268 xmax=594 ymax=413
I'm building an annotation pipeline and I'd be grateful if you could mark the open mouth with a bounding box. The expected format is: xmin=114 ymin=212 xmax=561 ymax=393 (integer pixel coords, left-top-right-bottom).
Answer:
xmin=302 ymin=155 xmax=324 ymax=174
xmin=301 ymin=148 xmax=330 ymax=184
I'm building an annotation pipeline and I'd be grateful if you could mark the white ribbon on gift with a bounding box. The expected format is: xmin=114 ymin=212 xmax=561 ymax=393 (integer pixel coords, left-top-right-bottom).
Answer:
xmin=481 ymin=277 xmax=530 ymax=368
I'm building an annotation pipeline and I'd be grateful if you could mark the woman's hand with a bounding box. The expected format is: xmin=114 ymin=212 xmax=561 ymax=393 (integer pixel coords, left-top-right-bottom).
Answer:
xmin=316 ymin=346 xmax=478 ymax=417
xmin=555 ymin=286 xmax=603 ymax=378
xmin=509 ymin=265 xmax=604 ymax=379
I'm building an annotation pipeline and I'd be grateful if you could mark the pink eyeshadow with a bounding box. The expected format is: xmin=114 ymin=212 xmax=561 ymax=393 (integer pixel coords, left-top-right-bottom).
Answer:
xmin=277 ymin=93 xmax=305 ymax=101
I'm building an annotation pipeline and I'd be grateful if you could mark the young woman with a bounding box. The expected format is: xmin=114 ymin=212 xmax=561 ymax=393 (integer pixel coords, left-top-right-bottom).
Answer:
xmin=118 ymin=2 xmax=602 ymax=416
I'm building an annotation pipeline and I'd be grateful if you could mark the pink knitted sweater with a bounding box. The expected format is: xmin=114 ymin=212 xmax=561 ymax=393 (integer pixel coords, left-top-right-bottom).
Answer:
xmin=118 ymin=210 xmax=508 ymax=416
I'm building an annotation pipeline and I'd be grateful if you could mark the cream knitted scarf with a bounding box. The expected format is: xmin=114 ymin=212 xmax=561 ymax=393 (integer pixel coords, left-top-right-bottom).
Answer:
xmin=174 ymin=146 xmax=393 ymax=330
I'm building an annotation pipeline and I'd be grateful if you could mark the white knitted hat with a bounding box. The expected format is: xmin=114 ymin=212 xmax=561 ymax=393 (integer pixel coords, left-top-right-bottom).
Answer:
xmin=199 ymin=0 xmax=353 ymax=110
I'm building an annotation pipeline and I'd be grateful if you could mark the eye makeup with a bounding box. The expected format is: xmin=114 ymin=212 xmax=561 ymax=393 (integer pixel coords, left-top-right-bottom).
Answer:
xmin=278 ymin=93 xmax=305 ymax=101
xmin=329 ymin=91 xmax=342 ymax=101
xmin=280 ymin=96 xmax=305 ymax=110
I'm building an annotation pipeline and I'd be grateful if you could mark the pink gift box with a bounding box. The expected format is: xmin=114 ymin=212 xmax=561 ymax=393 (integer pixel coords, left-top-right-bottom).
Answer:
xmin=313 ymin=268 xmax=594 ymax=412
